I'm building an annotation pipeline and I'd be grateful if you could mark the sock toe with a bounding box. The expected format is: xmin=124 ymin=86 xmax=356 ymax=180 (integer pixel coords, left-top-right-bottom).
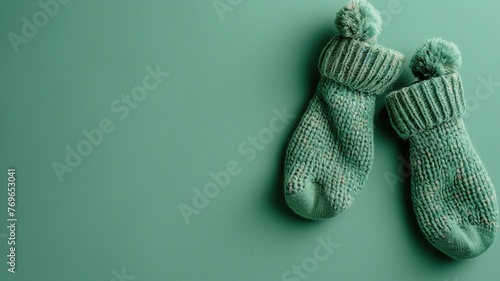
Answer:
xmin=433 ymin=223 xmax=495 ymax=260
xmin=285 ymin=181 xmax=341 ymax=220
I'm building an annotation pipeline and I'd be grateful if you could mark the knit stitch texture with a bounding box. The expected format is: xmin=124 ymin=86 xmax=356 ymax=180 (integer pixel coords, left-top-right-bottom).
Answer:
xmin=284 ymin=0 xmax=404 ymax=220
xmin=386 ymin=38 xmax=499 ymax=260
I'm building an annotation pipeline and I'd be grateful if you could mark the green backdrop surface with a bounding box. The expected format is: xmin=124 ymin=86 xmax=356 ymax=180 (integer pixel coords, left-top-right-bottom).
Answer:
xmin=1 ymin=1 xmax=500 ymax=280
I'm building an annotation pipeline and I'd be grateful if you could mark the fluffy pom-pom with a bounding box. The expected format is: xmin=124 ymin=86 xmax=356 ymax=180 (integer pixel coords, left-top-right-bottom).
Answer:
xmin=334 ymin=0 xmax=382 ymax=42
xmin=410 ymin=38 xmax=462 ymax=81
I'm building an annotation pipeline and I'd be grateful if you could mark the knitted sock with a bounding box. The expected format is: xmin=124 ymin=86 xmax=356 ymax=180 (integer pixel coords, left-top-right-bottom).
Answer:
xmin=386 ymin=38 xmax=499 ymax=260
xmin=284 ymin=0 xmax=404 ymax=220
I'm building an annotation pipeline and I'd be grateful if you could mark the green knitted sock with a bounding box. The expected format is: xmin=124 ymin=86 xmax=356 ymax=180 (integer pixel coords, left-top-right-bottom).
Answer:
xmin=386 ymin=38 xmax=499 ymax=260
xmin=284 ymin=0 xmax=404 ymax=220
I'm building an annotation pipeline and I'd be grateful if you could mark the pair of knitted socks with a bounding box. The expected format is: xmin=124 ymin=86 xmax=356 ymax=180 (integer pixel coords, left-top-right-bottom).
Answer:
xmin=284 ymin=0 xmax=498 ymax=260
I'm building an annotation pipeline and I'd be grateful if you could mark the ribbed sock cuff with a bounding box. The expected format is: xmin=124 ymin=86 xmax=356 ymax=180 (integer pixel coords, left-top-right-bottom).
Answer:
xmin=385 ymin=73 xmax=466 ymax=139
xmin=318 ymin=36 xmax=405 ymax=95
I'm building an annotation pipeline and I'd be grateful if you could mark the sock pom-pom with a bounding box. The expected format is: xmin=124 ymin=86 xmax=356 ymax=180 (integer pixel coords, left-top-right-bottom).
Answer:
xmin=410 ymin=38 xmax=462 ymax=81
xmin=335 ymin=0 xmax=382 ymax=42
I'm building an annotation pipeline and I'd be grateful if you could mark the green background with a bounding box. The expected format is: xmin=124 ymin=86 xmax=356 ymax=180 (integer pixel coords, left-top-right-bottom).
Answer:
xmin=1 ymin=0 xmax=499 ymax=280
